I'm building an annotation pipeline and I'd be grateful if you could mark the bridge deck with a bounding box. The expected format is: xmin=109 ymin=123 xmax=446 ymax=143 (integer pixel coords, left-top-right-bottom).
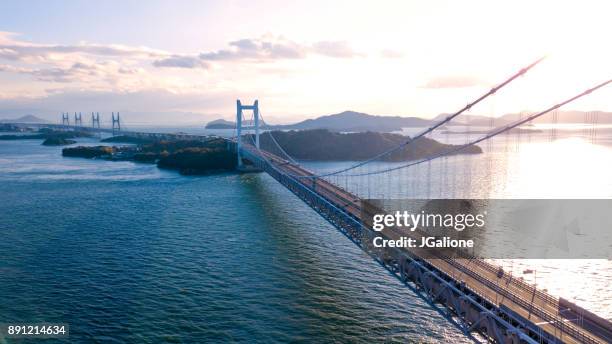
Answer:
xmin=243 ymin=144 xmax=610 ymax=344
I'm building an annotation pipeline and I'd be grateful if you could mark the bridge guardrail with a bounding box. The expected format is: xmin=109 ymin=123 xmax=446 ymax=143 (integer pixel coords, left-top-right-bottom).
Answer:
xmin=444 ymin=258 xmax=600 ymax=344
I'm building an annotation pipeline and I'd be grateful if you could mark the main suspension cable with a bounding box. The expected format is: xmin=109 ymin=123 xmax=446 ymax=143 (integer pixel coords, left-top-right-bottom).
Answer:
xmin=341 ymin=78 xmax=612 ymax=177
xmin=267 ymin=56 xmax=546 ymax=179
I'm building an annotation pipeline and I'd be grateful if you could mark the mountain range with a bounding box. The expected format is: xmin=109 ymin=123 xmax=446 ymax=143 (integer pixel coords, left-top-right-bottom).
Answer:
xmin=206 ymin=111 xmax=432 ymax=131
xmin=206 ymin=110 xmax=612 ymax=132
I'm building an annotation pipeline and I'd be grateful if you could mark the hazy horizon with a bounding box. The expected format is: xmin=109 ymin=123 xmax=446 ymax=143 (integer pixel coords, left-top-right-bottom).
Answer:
xmin=4 ymin=108 xmax=612 ymax=127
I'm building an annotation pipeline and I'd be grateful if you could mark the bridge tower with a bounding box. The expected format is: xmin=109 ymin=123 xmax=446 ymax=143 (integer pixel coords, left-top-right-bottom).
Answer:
xmin=62 ymin=112 xmax=69 ymax=126
xmin=112 ymin=112 xmax=121 ymax=135
xmin=74 ymin=112 xmax=82 ymax=126
xmin=236 ymin=99 xmax=260 ymax=169
xmin=91 ymin=112 xmax=100 ymax=128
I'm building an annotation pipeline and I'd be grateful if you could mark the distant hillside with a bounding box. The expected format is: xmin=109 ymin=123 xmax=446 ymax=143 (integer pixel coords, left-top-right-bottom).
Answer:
xmin=253 ymin=129 xmax=481 ymax=161
xmin=207 ymin=109 xmax=612 ymax=133
xmin=274 ymin=111 xmax=432 ymax=132
xmin=0 ymin=115 xmax=48 ymax=123
xmin=434 ymin=111 xmax=612 ymax=126
xmin=205 ymin=119 xmax=235 ymax=129
xmin=206 ymin=110 xmax=432 ymax=132
xmin=508 ymin=110 xmax=612 ymax=124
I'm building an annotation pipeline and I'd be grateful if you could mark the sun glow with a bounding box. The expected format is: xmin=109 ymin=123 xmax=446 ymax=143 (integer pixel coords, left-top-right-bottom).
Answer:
xmin=505 ymin=137 xmax=612 ymax=198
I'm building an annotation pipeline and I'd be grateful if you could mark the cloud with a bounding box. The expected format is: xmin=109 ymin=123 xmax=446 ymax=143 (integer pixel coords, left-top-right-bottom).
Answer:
xmin=0 ymin=31 xmax=165 ymax=63
xmin=312 ymin=41 xmax=361 ymax=58
xmin=28 ymin=62 xmax=104 ymax=83
xmin=0 ymin=31 xmax=361 ymax=75
xmin=0 ymin=63 xmax=29 ymax=73
xmin=0 ymin=32 xmax=162 ymax=86
xmin=2 ymin=61 xmax=142 ymax=84
xmin=153 ymin=55 xmax=209 ymax=69
xmin=149 ymin=36 xmax=361 ymax=69
xmin=421 ymin=75 xmax=483 ymax=89
xmin=199 ymin=37 xmax=308 ymax=61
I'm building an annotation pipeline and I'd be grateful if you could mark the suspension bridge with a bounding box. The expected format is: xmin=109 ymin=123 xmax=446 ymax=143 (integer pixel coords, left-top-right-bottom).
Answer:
xmin=5 ymin=58 xmax=612 ymax=343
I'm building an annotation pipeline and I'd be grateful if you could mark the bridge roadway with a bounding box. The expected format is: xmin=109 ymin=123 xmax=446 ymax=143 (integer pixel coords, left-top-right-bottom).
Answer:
xmin=240 ymin=143 xmax=611 ymax=344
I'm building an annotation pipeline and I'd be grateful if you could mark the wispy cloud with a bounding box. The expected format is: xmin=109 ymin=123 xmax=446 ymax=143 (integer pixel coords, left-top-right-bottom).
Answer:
xmin=151 ymin=36 xmax=362 ymax=69
xmin=312 ymin=41 xmax=361 ymax=58
xmin=2 ymin=60 xmax=144 ymax=84
xmin=0 ymin=31 xmax=160 ymax=88
xmin=0 ymin=63 xmax=29 ymax=73
xmin=152 ymin=55 xmax=210 ymax=69
xmin=0 ymin=32 xmax=387 ymax=121
xmin=0 ymin=31 xmax=365 ymax=75
xmin=199 ymin=37 xmax=308 ymax=61
xmin=0 ymin=31 xmax=165 ymax=63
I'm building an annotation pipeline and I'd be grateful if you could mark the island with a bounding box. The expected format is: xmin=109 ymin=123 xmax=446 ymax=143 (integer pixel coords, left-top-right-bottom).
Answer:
xmin=205 ymin=110 xmax=433 ymax=132
xmin=62 ymin=146 xmax=115 ymax=158
xmin=100 ymin=135 xmax=156 ymax=144
xmin=63 ymin=138 xmax=236 ymax=174
xmin=42 ymin=137 xmax=77 ymax=146
xmin=255 ymin=129 xmax=481 ymax=161
xmin=59 ymin=129 xmax=482 ymax=175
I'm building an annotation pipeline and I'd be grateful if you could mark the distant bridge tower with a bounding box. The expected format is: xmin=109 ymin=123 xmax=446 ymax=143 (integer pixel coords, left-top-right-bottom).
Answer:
xmin=74 ymin=112 xmax=82 ymax=126
xmin=91 ymin=112 xmax=100 ymax=128
xmin=236 ymin=99 xmax=260 ymax=168
xmin=112 ymin=112 xmax=121 ymax=135
xmin=62 ymin=112 xmax=69 ymax=126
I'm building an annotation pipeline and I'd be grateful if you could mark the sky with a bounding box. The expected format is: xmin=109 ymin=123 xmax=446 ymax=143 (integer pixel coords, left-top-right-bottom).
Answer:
xmin=0 ymin=0 xmax=611 ymax=125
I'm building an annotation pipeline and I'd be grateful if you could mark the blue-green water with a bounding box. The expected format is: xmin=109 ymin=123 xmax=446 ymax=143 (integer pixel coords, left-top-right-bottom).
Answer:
xmin=0 ymin=138 xmax=471 ymax=343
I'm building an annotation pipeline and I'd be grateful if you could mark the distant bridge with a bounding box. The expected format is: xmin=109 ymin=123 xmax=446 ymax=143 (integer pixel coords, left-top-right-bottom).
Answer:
xmin=6 ymin=58 xmax=612 ymax=343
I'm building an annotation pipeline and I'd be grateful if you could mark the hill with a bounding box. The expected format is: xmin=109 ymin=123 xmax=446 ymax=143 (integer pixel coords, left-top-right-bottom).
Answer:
xmin=254 ymin=129 xmax=481 ymax=161
xmin=0 ymin=115 xmax=48 ymax=123
xmin=205 ymin=119 xmax=235 ymax=129
xmin=206 ymin=110 xmax=433 ymax=132
xmin=274 ymin=111 xmax=431 ymax=132
xmin=206 ymin=109 xmax=612 ymax=134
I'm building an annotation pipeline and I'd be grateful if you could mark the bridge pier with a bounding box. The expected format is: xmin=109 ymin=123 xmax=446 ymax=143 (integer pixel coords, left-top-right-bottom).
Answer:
xmin=61 ymin=112 xmax=69 ymax=126
xmin=112 ymin=112 xmax=121 ymax=135
xmin=74 ymin=112 xmax=82 ymax=126
xmin=92 ymin=112 xmax=100 ymax=128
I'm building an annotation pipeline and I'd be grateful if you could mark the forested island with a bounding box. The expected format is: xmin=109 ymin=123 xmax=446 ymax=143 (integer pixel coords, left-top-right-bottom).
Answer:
xmin=1 ymin=125 xmax=483 ymax=175
xmin=204 ymin=110 xmax=432 ymax=132
xmin=63 ymin=138 xmax=236 ymax=175
xmin=255 ymin=129 xmax=481 ymax=161
xmin=42 ymin=137 xmax=77 ymax=146
xmin=61 ymin=129 xmax=481 ymax=174
xmin=100 ymin=135 xmax=155 ymax=144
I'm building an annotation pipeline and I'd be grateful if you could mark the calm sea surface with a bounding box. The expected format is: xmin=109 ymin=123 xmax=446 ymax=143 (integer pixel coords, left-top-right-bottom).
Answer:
xmin=1 ymin=123 xmax=611 ymax=343
xmin=0 ymin=136 xmax=471 ymax=343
